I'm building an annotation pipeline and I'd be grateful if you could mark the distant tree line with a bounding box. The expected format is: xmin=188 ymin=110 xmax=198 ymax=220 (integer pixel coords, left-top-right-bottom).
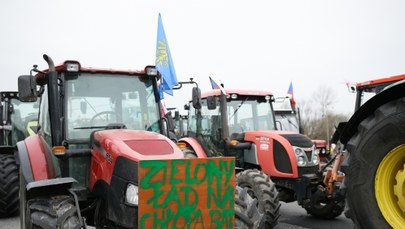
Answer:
xmin=298 ymin=85 xmax=350 ymax=145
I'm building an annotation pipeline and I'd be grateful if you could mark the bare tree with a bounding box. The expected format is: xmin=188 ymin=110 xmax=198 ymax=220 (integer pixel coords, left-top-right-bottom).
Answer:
xmin=298 ymin=85 xmax=349 ymax=143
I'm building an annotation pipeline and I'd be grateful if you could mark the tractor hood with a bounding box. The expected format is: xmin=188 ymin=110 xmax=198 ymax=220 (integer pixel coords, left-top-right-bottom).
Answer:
xmin=277 ymin=132 xmax=314 ymax=148
xmin=241 ymin=130 xmax=314 ymax=148
xmin=91 ymin=129 xmax=184 ymax=162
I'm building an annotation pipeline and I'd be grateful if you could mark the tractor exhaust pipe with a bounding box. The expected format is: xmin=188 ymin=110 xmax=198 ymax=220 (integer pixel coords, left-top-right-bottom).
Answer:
xmin=43 ymin=54 xmax=55 ymax=71
xmin=43 ymin=54 xmax=62 ymax=145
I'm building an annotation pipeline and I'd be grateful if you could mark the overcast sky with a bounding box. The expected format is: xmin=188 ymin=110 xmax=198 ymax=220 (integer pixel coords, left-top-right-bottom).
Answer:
xmin=1 ymin=0 xmax=405 ymax=115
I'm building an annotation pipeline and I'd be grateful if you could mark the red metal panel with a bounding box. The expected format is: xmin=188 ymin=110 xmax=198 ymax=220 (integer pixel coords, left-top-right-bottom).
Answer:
xmin=244 ymin=131 xmax=299 ymax=178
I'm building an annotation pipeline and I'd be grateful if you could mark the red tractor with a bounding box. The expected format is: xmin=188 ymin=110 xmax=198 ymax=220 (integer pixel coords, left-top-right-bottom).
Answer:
xmin=177 ymin=88 xmax=345 ymax=221
xmin=273 ymin=96 xmax=329 ymax=161
xmin=16 ymin=55 xmax=263 ymax=228
xmin=332 ymin=74 xmax=405 ymax=228
xmin=0 ymin=91 xmax=38 ymax=218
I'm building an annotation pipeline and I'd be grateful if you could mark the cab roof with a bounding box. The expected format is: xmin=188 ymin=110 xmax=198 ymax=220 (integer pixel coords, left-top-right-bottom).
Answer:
xmin=201 ymin=89 xmax=274 ymax=98
xmin=356 ymin=74 xmax=405 ymax=89
xmin=35 ymin=60 xmax=153 ymax=81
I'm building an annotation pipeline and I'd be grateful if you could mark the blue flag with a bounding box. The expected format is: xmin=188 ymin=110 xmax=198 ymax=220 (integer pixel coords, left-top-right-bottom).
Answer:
xmin=156 ymin=13 xmax=178 ymax=99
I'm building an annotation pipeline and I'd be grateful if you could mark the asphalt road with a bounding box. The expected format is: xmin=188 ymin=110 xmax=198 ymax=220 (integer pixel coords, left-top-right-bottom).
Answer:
xmin=0 ymin=201 xmax=354 ymax=229
xmin=276 ymin=201 xmax=354 ymax=229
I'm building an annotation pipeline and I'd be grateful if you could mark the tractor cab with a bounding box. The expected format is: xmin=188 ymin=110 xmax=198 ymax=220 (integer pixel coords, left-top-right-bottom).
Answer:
xmin=350 ymin=74 xmax=405 ymax=111
xmin=185 ymin=89 xmax=277 ymax=157
xmin=18 ymin=56 xmax=174 ymax=188
xmin=273 ymin=96 xmax=303 ymax=133
xmin=0 ymin=92 xmax=38 ymax=146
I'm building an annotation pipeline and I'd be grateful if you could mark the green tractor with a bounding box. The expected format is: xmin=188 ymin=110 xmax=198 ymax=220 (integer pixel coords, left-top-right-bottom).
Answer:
xmin=0 ymin=91 xmax=38 ymax=218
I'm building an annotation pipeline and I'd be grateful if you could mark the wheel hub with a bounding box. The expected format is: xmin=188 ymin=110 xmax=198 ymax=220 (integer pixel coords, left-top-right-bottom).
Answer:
xmin=394 ymin=164 xmax=405 ymax=214
xmin=375 ymin=144 xmax=405 ymax=228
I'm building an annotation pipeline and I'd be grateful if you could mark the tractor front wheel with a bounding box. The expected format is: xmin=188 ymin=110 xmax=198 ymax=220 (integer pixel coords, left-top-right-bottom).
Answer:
xmin=235 ymin=186 xmax=263 ymax=229
xmin=345 ymin=98 xmax=405 ymax=229
xmin=26 ymin=195 xmax=81 ymax=229
xmin=236 ymin=169 xmax=280 ymax=228
xmin=0 ymin=154 xmax=19 ymax=217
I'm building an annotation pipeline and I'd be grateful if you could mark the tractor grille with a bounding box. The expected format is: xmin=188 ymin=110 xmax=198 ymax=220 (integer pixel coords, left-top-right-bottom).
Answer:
xmin=274 ymin=140 xmax=293 ymax=173
xmin=304 ymin=149 xmax=313 ymax=161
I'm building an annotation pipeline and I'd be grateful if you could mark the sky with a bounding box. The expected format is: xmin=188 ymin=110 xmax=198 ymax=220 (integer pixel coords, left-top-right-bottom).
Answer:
xmin=1 ymin=0 xmax=405 ymax=116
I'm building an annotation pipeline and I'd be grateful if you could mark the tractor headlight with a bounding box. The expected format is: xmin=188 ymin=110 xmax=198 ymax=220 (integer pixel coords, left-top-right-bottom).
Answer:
xmin=125 ymin=183 xmax=139 ymax=206
xmin=312 ymin=155 xmax=320 ymax=164
xmin=65 ymin=62 xmax=80 ymax=72
xmin=295 ymin=148 xmax=304 ymax=156
xmin=294 ymin=147 xmax=307 ymax=166
xmin=146 ymin=66 xmax=158 ymax=76
xmin=297 ymin=156 xmax=306 ymax=166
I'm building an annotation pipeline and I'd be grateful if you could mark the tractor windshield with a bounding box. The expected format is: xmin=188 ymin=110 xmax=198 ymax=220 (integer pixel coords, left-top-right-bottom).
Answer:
xmin=66 ymin=73 xmax=160 ymax=139
xmin=227 ymin=96 xmax=276 ymax=133
xmin=6 ymin=98 xmax=39 ymax=145
xmin=188 ymin=95 xmax=276 ymax=137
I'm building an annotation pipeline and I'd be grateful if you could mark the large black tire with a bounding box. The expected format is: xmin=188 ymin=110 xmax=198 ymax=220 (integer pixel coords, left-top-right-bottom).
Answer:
xmin=236 ymin=169 xmax=280 ymax=228
xmin=345 ymin=98 xmax=405 ymax=229
xmin=235 ymin=186 xmax=264 ymax=229
xmin=26 ymin=195 xmax=81 ymax=229
xmin=0 ymin=154 xmax=19 ymax=218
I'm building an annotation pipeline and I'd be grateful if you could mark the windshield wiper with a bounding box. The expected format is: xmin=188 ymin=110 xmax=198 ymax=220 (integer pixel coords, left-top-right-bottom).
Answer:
xmin=229 ymin=97 xmax=249 ymax=121
xmin=74 ymin=126 xmax=106 ymax=130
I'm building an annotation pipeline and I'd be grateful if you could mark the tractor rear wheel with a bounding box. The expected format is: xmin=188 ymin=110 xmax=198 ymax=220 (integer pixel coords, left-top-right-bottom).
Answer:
xmin=346 ymin=98 xmax=405 ymax=228
xmin=235 ymin=186 xmax=264 ymax=229
xmin=236 ymin=169 xmax=280 ymax=228
xmin=26 ymin=195 xmax=81 ymax=229
xmin=0 ymin=154 xmax=19 ymax=217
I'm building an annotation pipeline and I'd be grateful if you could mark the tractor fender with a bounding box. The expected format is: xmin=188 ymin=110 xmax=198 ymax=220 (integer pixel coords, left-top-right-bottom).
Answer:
xmin=340 ymin=81 xmax=405 ymax=145
xmin=244 ymin=131 xmax=299 ymax=178
xmin=16 ymin=141 xmax=34 ymax=184
xmin=177 ymin=137 xmax=208 ymax=158
xmin=16 ymin=135 xmax=58 ymax=183
xmin=26 ymin=177 xmax=76 ymax=197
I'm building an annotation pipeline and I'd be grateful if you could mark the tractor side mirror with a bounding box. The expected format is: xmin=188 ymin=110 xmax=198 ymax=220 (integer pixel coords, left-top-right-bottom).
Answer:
xmin=192 ymin=87 xmax=201 ymax=110
xmin=18 ymin=75 xmax=37 ymax=102
xmin=207 ymin=96 xmax=217 ymax=110
xmin=174 ymin=110 xmax=180 ymax=121
xmin=166 ymin=111 xmax=174 ymax=131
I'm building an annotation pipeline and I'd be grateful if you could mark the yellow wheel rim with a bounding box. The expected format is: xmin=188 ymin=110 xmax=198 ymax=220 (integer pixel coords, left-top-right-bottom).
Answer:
xmin=375 ymin=144 xmax=405 ymax=229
